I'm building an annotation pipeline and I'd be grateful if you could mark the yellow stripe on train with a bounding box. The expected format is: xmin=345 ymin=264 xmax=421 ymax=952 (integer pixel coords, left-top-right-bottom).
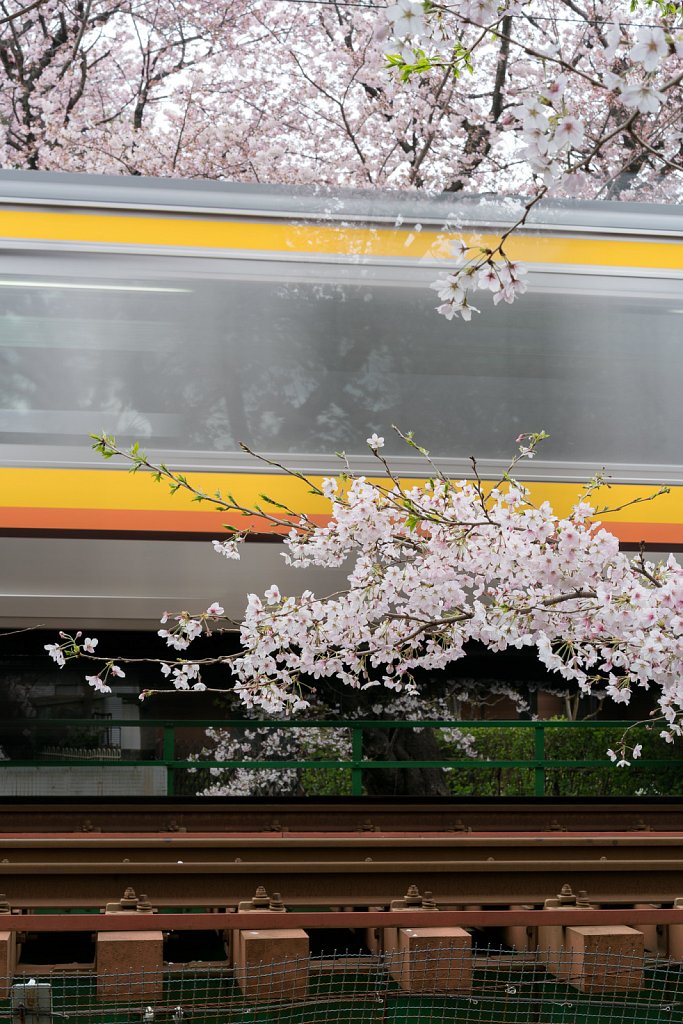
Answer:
xmin=0 ymin=467 xmax=680 ymax=524
xmin=1 ymin=210 xmax=683 ymax=268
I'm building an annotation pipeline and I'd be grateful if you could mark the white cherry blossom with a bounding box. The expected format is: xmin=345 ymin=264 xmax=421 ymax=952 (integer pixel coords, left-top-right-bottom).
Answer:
xmin=541 ymin=75 xmax=567 ymax=103
xmin=46 ymin=430 xmax=683 ymax=758
xmin=387 ymin=0 xmax=425 ymax=39
xmin=620 ymin=82 xmax=666 ymax=114
xmin=44 ymin=644 xmax=66 ymax=668
xmin=603 ymin=22 xmax=622 ymax=60
xmin=212 ymin=539 xmax=241 ymax=560
xmin=630 ymin=27 xmax=668 ymax=73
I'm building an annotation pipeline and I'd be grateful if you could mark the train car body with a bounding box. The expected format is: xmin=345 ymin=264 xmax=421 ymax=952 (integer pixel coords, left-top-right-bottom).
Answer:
xmin=0 ymin=170 xmax=682 ymax=628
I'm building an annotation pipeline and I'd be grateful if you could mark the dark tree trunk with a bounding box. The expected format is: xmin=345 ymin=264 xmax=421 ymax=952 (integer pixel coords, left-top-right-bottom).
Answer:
xmin=361 ymin=727 xmax=451 ymax=797
xmin=329 ymin=685 xmax=452 ymax=797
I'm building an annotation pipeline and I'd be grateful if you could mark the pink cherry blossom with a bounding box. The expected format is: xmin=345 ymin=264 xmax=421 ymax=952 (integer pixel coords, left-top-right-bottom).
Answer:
xmin=48 ymin=431 xmax=683 ymax=754
xmin=554 ymin=116 xmax=585 ymax=150
xmin=86 ymin=675 xmax=111 ymax=694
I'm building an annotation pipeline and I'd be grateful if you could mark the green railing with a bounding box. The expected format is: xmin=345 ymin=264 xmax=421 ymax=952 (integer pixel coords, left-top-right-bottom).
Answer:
xmin=1 ymin=718 xmax=682 ymax=797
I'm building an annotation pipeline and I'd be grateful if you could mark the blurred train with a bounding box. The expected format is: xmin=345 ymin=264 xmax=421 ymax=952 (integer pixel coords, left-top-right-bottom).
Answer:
xmin=0 ymin=170 xmax=682 ymax=631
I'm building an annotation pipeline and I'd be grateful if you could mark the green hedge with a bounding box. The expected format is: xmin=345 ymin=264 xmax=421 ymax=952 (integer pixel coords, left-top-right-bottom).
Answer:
xmin=439 ymin=723 xmax=683 ymax=797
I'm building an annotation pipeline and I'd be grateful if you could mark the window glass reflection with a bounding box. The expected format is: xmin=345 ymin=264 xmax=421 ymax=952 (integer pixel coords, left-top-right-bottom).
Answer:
xmin=0 ymin=251 xmax=679 ymax=466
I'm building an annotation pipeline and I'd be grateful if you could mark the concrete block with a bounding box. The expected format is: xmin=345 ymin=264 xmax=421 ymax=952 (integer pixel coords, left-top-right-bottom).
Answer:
xmin=390 ymin=927 xmax=472 ymax=994
xmin=234 ymin=928 xmax=309 ymax=1000
xmin=0 ymin=931 xmax=16 ymax=998
xmin=564 ymin=926 xmax=644 ymax=993
xmin=383 ymin=903 xmax=438 ymax=955
xmin=229 ymin=900 xmax=285 ymax=966
xmin=96 ymin=930 xmax=164 ymax=1002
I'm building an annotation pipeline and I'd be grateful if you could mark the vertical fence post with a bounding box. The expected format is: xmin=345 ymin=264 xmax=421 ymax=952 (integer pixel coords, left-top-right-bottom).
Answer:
xmin=351 ymin=727 xmax=363 ymax=797
xmin=163 ymin=723 xmax=176 ymax=796
xmin=534 ymin=723 xmax=545 ymax=797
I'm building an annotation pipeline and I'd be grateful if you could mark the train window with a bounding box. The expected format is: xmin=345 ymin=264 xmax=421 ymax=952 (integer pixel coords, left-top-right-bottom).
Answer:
xmin=0 ymin=248 xmax=680 ymax=471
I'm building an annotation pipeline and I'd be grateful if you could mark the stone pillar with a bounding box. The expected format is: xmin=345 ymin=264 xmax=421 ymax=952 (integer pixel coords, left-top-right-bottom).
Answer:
xmin=96 ymin=930 xmax=164 ymax=1002
xmin=0 ymin=931 xmax=16 ymax=999
xmin=668 ymin=897 xmax=683 ymax=960
xmin=564 ymin=926 xmax=644 ymax=993
xmin=389 ymin=927 xmax=472 ymax=994
xmin=0 ymin=896 xmax=16 ymax=999
xmin=364 ymin=908 xmax=385 ymax=955
xmin=229 ymin=887 xmax=287 ymax=964
xmin=630 ymin=904 xmax=662 ymax=954
xmin=234 ymin=928 xmax=309 ymax=1000
xmin=502 ymin=905 xmax=534 ymax=952
xmin=97 ymin=888 xmax=162 ymax=1002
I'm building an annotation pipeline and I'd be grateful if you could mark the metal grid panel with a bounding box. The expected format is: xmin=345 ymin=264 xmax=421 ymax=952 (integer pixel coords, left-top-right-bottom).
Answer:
xmin=1 ymin=947 xmax=683 ymax=1024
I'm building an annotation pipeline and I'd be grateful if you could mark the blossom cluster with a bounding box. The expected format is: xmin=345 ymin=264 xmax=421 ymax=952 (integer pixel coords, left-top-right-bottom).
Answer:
xmin=430 ymin=244 xmax=528 ymax=322
xmin=189 ymin=691 xmax=477 ymax=797
xmin=158 ymin=603 xmax=225 ymax=652
xmin=2 ymin=2 xmax=681 ymax=210
xmin=46 ymin=434 xmax=682 ymax=759
xmin=192 ymin=721 xmax=352 ymax=797
xmin=383 ymin=0 xmax=683 ymax=322
xmin=223 ymin=473 xmax=683 ymax=733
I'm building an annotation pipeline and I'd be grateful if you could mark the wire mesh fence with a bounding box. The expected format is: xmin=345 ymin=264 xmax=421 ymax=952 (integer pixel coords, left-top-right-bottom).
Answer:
xmin=2 ymin=945 xmax=683 ymax=1024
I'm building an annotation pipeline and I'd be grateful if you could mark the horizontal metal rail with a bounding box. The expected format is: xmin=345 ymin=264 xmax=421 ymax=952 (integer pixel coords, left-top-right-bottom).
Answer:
xmin=0 ymin=845 xmax=682 ymax=902
xmin=0 ymin=799 xmax=680 ymax=834
xmin=4 ymin=908 xmax=683 ymax=932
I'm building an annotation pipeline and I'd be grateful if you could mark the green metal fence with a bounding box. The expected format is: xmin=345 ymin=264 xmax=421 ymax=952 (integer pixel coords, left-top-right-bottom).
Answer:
xmin=0 ymin=718 xmax=681 ymax=797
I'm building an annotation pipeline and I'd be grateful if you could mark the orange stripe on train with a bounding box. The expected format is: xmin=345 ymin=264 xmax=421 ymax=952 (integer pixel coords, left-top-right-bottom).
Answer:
xmin=1 ymin=507 xmax=682 ymax=546
xmin=0 ymin=507 xmax=328 ymax=534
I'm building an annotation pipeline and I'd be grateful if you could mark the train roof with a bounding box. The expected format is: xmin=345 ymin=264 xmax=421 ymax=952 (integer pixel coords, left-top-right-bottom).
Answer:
xmin=0 ymin=169 xmax=680 ymax=238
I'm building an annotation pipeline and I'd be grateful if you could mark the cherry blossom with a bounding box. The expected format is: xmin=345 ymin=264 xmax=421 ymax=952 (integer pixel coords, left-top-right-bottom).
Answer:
xmin=212 ymin=539 xmax=241 ymax=560
xmin=44 ymin=643 xmax=66 ymax=668
xmin=388 ymin=0 xmax=426 ymax=40
xmin=554 ymin=116 xmax=585 ymax=151
xmin=190 ymin=692 xmax=478 ymax=797
xmin=0 ymin=1 xmax=680 ymax=265
xmin=630 ymin=27 xmax=669 ymax=72
xmin=86 ymin=674 xmax=111 ymax=695
xmin=620 ymin=82 xmax=666 ymax=114
xmin=56 ymin=431 xmax=683 ymax=766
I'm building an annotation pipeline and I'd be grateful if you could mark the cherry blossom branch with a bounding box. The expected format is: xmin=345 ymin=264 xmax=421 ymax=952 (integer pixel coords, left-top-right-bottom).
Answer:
xmin=0 ymin=624 xmax=44 ymax=636
xmin=90 ymin=434 xmax=315 ymax=535
xmin=0 ymin=1 xmax=47 ymax=27
xmin=382 ymin=0 xmax=683 ymax=322
xmin=39 ymin=430 xmax=675 ymax=750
